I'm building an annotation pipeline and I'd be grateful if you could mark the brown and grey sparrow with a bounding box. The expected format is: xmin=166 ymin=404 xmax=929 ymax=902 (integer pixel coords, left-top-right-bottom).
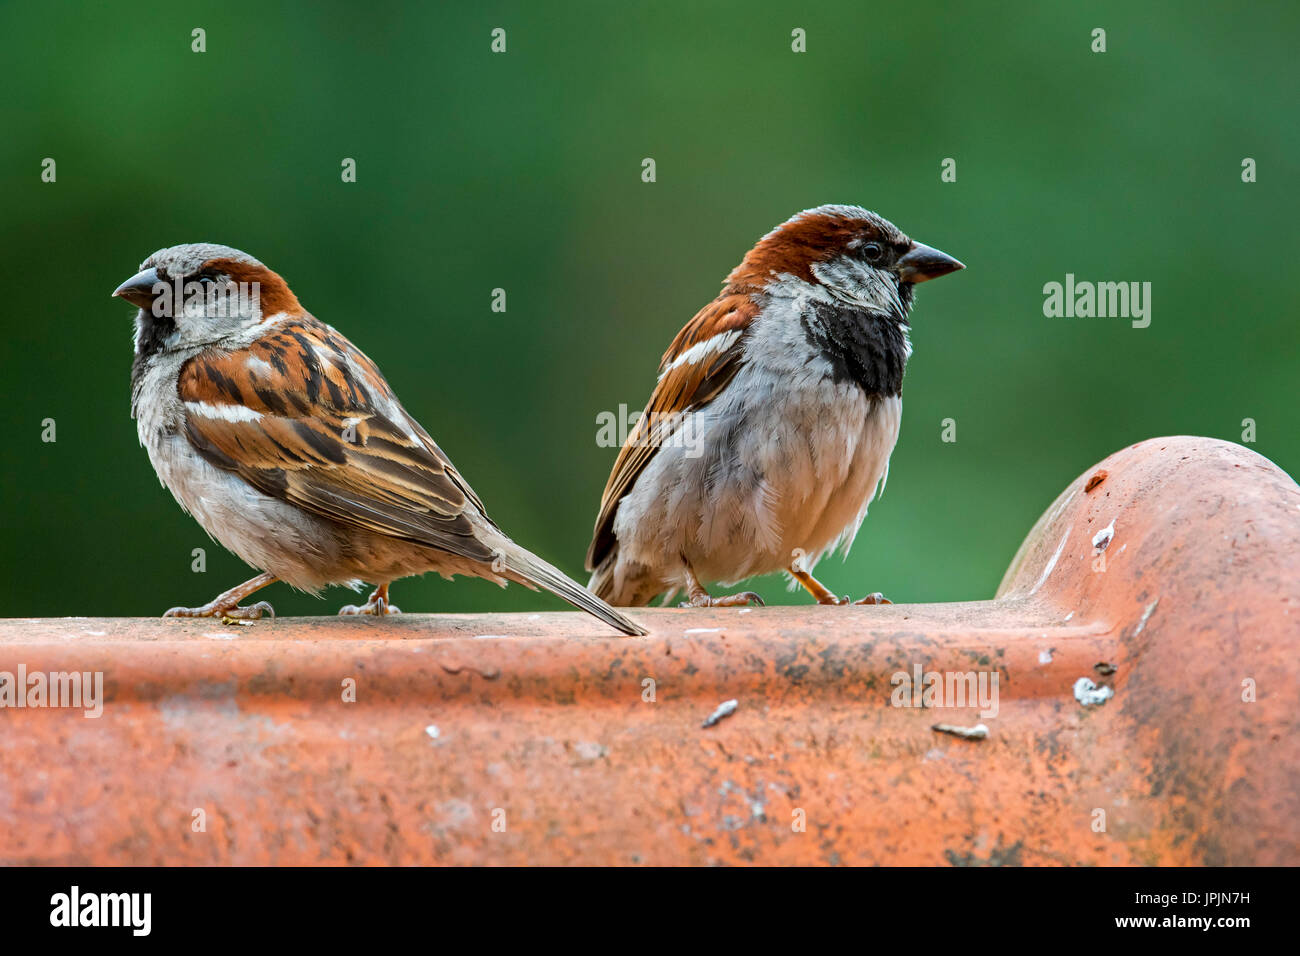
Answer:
xmin=586 ymin=205 xmax=963 ymax=608
xmin=115 ymin=242 xmax=644 ymax=635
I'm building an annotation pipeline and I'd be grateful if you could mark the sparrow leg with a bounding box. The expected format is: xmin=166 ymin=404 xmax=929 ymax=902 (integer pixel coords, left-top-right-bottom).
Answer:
xmin=338 ymin=583 xmax=402 ymax=616
xmin=163 ymin=572 xmax=277 ymax=619
xmin=678 ymin=563 xmax=765 ymax=608
xmin=788 ymin=566 xmax=892 ymax=606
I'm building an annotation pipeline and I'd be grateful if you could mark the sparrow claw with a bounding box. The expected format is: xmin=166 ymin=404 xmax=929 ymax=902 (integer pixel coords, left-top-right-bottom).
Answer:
xmin=853 ymin=592 xmax=892 ymax=606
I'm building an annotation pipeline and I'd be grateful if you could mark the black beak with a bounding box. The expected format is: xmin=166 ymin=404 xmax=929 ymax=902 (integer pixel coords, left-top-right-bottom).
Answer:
xmin=111 ymin=267 xmax=161 ymax=309
xmin=897 ymin=241 xmax=964 ymax=284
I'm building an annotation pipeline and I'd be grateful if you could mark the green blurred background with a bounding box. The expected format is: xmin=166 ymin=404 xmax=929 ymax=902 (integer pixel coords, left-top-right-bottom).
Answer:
xmin=2 ymin=1 xmax=1296 ymax=617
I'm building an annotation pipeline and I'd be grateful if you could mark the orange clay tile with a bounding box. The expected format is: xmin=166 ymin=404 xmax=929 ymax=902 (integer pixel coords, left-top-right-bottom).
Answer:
xmin=1 ymin=436 xmax=1296 ymax=865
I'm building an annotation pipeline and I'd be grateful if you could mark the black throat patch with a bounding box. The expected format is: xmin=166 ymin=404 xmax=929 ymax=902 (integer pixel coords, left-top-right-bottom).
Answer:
xmin=799 ymin=295 xmax=912 ymax=397
xmin=130 ymin=309 xmax=177 ymax=409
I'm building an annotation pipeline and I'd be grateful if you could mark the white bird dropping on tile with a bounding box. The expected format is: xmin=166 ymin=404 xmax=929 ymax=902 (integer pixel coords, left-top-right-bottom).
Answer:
xmin=1092 ymin=519 xmax=1116 ymax=552
xmin=1073 ymin=677 xmax=1113 ymax=706
xmin=702 ymin=699 xmax=739 ymax=728
xmin=931 ymin=723 xmax=989 ymax=740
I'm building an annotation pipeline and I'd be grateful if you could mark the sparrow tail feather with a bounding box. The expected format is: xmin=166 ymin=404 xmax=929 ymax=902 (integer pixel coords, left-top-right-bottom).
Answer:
xmin=504 ymin=547 xmax=646 ymax=636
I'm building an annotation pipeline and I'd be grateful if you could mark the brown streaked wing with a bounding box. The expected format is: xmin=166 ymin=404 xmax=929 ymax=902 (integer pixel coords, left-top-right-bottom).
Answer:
xmin=585 ymin=293 xmax=756 ymax=570
xmin=177 ymin=317 xmax=498 ymax=564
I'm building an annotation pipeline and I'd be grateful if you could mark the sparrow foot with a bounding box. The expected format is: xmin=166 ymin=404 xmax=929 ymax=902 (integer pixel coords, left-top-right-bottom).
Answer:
xmin=679 ymin=590 xmax=766 ymax=609
xmin=338 ymin=599 xmax=401 ymax=615
xmin=164 ymin=600 xmax=275 ymax=620
xmin=814 ymin=592 xmax=892 ymax=606
xmin=339 ymin=584 xmax=400 ymax=616
xmin=854 ymin=592 xmax=892 ymax=605
xmin=679 ymin=562 xmax=764 ymax=608
xmin=790 ymin=564 xmax=891 ymax=606
xmin=162 ymin=572 xmax=277 ymax=620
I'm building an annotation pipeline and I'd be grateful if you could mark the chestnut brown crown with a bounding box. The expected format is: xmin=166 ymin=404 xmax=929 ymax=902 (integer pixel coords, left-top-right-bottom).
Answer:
xmin=726 ymin=204 xmax=963 ymax=293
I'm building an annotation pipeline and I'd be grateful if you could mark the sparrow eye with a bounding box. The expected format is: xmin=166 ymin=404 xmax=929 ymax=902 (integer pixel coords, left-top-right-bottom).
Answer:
xmin=863 ymin=242 xmax=883 ymax=262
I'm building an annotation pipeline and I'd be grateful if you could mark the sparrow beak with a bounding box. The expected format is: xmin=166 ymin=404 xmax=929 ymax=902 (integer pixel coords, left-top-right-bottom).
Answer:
xmin=111 ymin=267 xmax=161 ymax=308
xmin=897 ymin=241 xmax=965 ymax=284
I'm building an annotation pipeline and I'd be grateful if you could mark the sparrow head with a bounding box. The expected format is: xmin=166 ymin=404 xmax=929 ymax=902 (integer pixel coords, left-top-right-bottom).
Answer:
xmin=112 ymin=243 xmax=302 ymax=357
xmin=727 ymin=204 xmax=964 ymax=321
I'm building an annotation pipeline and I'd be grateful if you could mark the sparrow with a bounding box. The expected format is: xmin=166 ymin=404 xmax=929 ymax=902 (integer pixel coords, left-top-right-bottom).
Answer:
xmin=585 ymin=205 xmax=963 ymax=608
xmin=113 ymin=242 xmax=645 ymax=636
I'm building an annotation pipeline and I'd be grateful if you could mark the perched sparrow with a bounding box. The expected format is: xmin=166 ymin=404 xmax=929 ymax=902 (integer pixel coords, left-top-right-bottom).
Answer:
xmin=114 ymin=242 xmax=644 ymax=636
xmin=586 ymin=205 xmax=964 ymax=607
